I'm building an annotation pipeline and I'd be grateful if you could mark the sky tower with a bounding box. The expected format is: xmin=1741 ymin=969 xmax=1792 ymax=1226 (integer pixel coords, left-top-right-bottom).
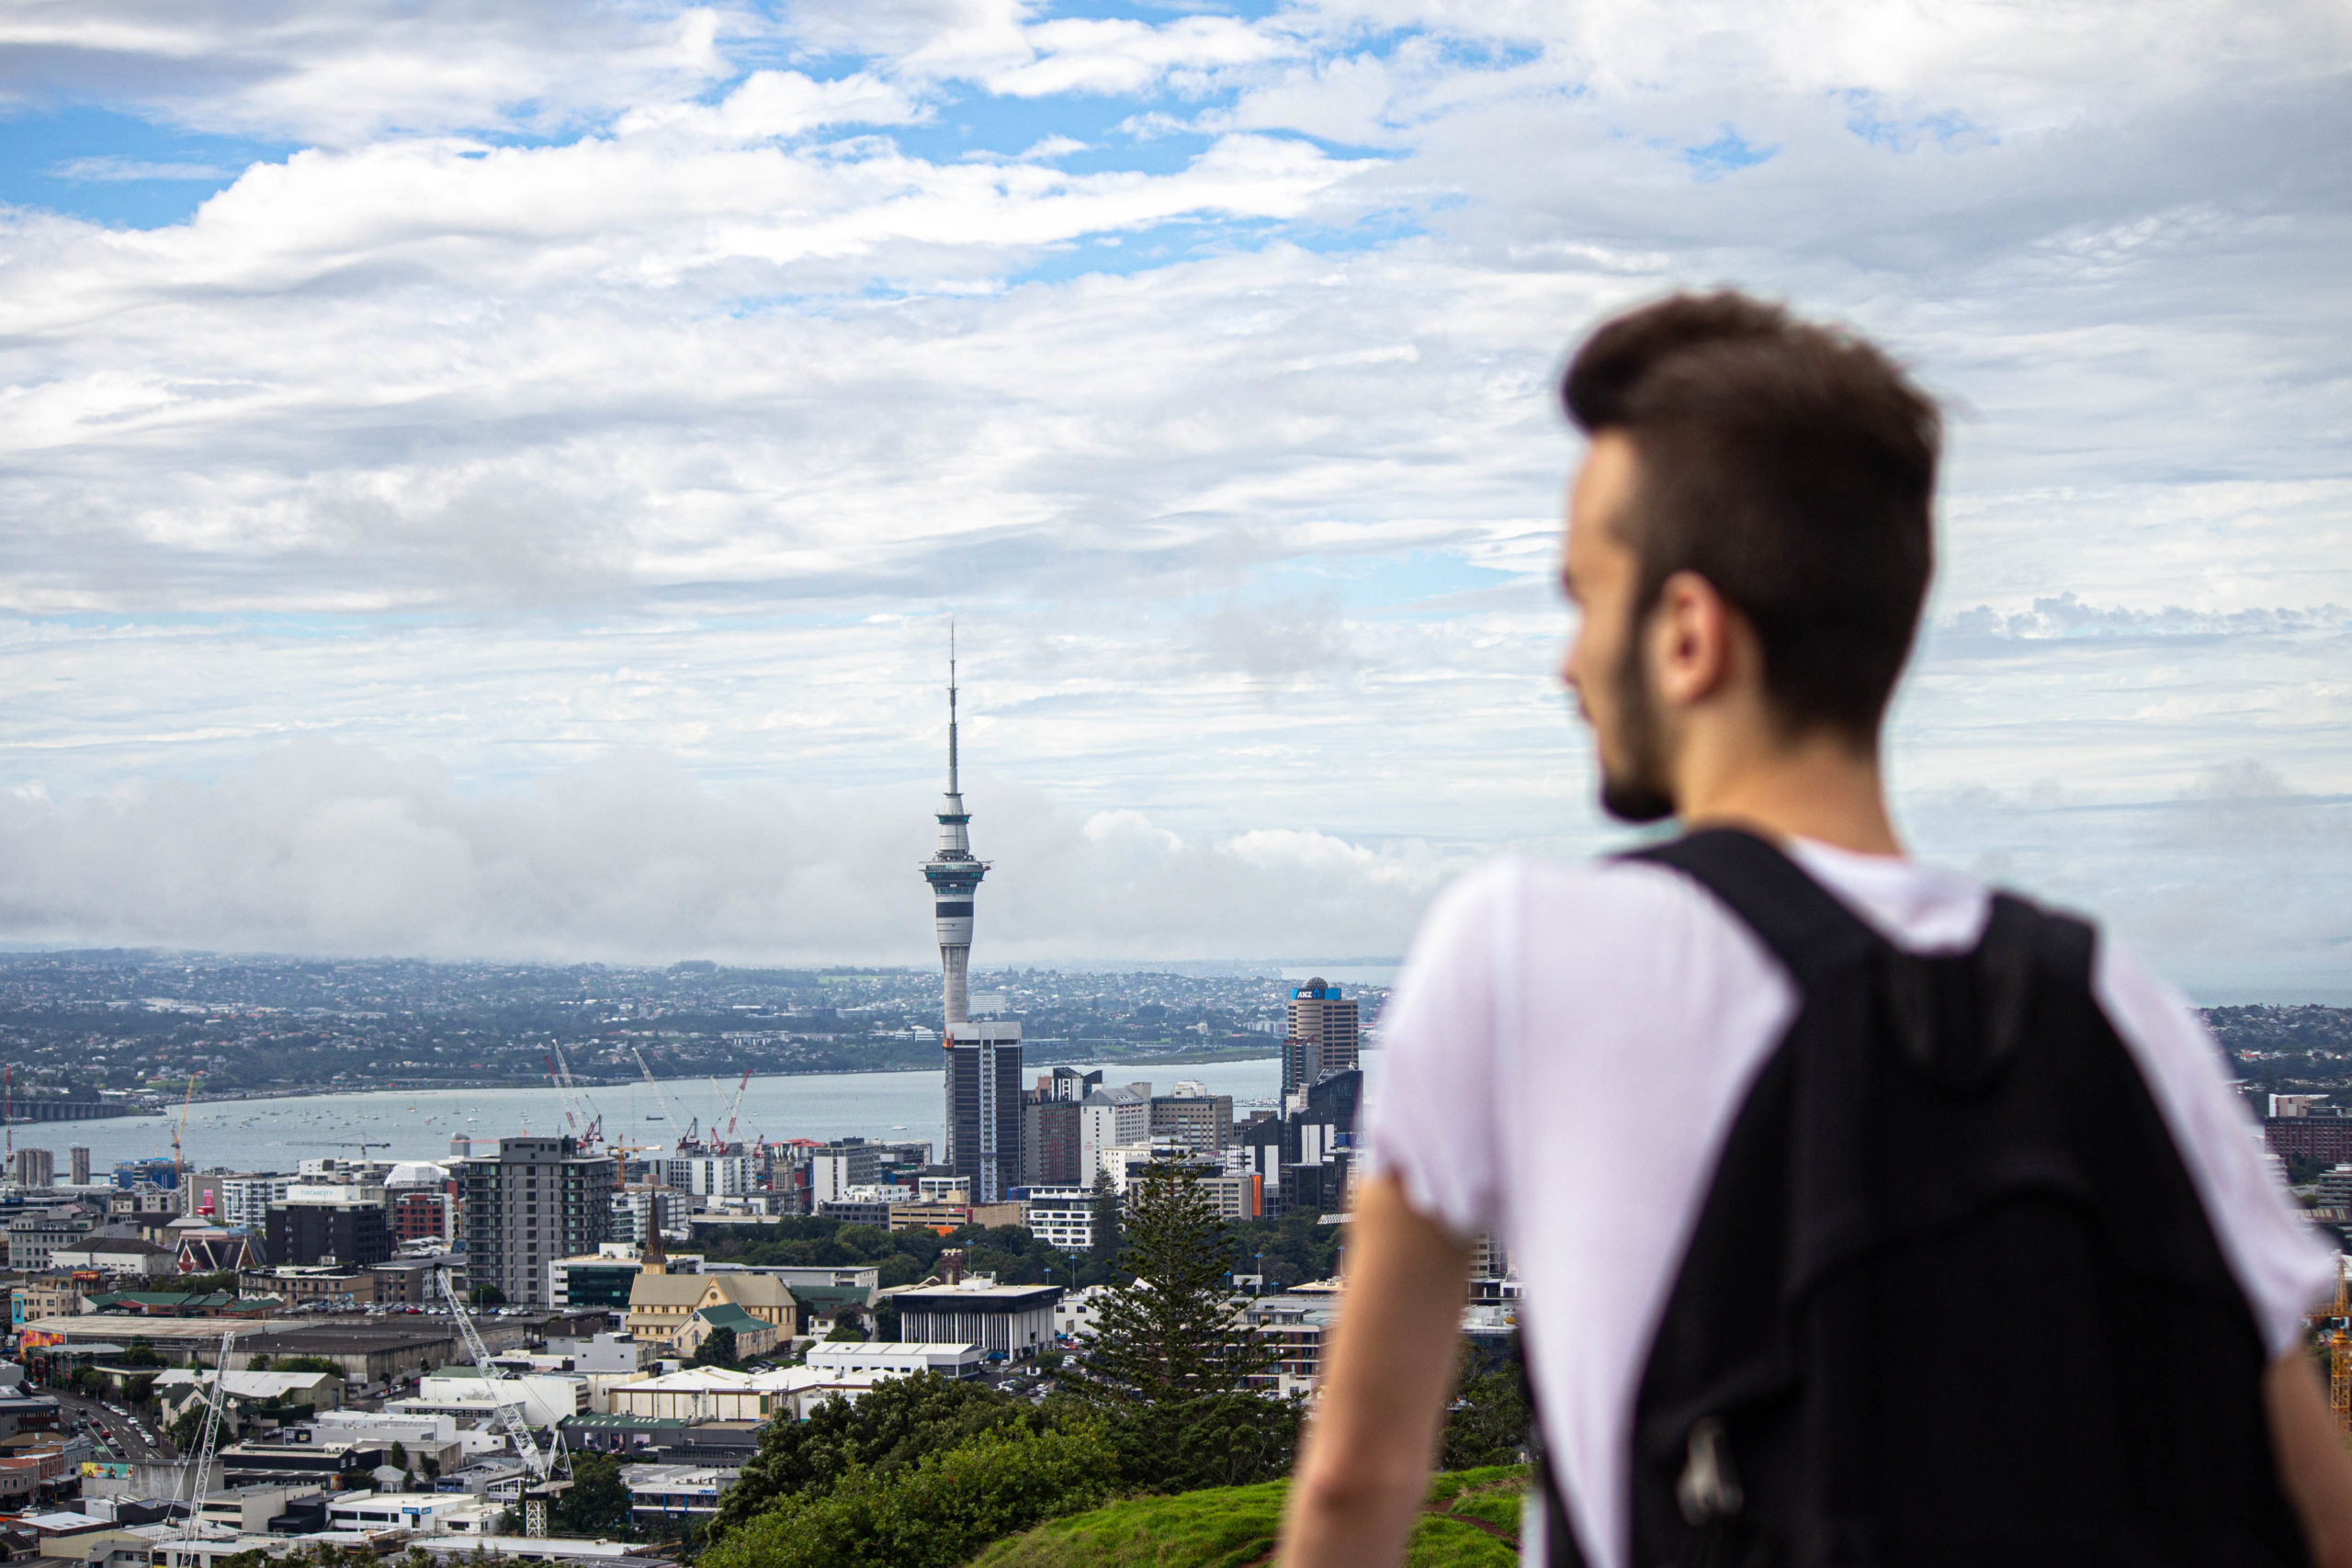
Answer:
xmin=921 ymin=634 xmax=1023 ymax=1202
xmin=922 ymin=637 xmax=988 ymax=1025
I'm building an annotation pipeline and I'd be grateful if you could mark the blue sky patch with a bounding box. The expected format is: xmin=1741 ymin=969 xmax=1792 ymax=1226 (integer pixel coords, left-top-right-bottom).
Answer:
xmin=1680 ymin=127 xmax=1776 ymax=180
xmin=0 ymin=107 xmax=295 ymax=227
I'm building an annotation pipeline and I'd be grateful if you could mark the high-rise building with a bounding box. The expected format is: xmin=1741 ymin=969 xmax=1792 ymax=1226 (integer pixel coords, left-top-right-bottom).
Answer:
xmin=808 ymin=1141 xmax=879 ymax=1207
xmin=1150 ymin=1091 xmax=1234 ymax=1155
xmin=68 ymin=1146 xmax=91 ymax=1187
xmin=946 ymin=1024 xmax=1023 ymax=1203
xmin=1282 ymin=978 xmax=1360 ymax=1095
xmin=1040 ymin=1067 xmax=1101 ymax=1103
xmin=12 ymin=1148 xmax=55 ymax=1189
xmin=1079 ymin=1084 xmax=1153 ymax=1182
xmin=922 ymin=644 xmax=1023 ymax=1202
xmin=1022 ymin=1098 xmax=1082 ymax=1187
xmin=461 ymin=1135 xmax=617 ymax=1309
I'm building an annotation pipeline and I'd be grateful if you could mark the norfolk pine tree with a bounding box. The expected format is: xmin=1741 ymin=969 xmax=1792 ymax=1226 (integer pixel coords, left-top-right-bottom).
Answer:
xmin=1061 ymin=1158 xmax=1299 ymax=1490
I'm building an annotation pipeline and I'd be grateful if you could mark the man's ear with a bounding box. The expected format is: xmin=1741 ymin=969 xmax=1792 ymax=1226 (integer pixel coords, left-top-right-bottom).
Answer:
xmin=1648 ymin=570 xmax=1737 ymax=709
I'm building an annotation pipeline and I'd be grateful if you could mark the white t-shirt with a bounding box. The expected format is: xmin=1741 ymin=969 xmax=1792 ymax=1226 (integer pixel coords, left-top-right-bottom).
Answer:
xmin=1364 ymin=839 xmax=2335 ymax=1568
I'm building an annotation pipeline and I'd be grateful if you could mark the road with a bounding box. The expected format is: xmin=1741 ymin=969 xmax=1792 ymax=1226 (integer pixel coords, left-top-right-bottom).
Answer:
xmin=52 ymin=1387 xmax=177 ymax=1465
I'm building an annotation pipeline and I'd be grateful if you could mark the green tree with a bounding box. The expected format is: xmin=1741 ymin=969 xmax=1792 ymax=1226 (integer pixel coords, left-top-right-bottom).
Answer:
xmin=1088 ymin=1170 xmax=1122 ymax=1272
xmin=710 ymin=1372 xmax=1034 ymax=1541
xmin=825 ymin=1319 xmax=867 ymax=1343
xmin=1057 ymin=1160 xmax=1298 ymax=1494
xmin=271 ymin=1356 xmax=345 ymax=1376
xmin=688 ymin=1326 xmax=739 ymax=1371
xmin=119 ymin=1337 xmax=164 ymax=1369
xmin=169 ymin=1402 xmax=211 ymax=1451
xmin=1442 ymin=1365 xmax=1531 ymax=1472
xmin=389 ymin=1441 xmax=409 ymax=1471
xmin=701 ymin=1422 xmax=1117 ymax=1568
xmin=470 ymin=1283 xmax=506 ymax=1306
xmin=551 ymin=1451 xmax=634 ymax=1538
xmin=1066 ymin=1160 xmax=1272 ymax=1406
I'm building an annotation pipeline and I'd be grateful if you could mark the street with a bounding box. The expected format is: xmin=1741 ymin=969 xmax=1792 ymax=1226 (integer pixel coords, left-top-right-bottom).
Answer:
xmin=52 ymin=1387 xmax=176 ymax=1465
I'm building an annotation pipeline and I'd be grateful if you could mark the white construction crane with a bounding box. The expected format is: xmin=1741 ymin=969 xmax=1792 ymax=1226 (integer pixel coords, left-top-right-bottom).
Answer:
xmin=436 ymin=1269 xmax=571 ymax=1536
xmin=630 ymin=1046 xmax=695 ymax=1140
xmin=548 ymin=1037 xmax=604 ymax=1149
xmin=174 ymin=1327 xmax=238 ymax=1543
xmin=720 ymin=1067 xmax=753 ymax=1145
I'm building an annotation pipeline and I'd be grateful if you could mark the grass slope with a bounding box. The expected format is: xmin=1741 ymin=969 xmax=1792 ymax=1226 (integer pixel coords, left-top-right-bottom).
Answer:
xmin=967 ymin=1467 xmax=1527 ymax=1567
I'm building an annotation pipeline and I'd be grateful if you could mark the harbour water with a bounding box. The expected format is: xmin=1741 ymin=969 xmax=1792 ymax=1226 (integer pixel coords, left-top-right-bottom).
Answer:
xmin=30 ymin=1056 xmax=1285 ymax=1179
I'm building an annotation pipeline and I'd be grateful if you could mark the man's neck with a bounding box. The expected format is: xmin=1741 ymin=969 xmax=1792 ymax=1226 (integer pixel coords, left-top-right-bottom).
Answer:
xmin=1673 ymin=728 xmax=1903 ymax=856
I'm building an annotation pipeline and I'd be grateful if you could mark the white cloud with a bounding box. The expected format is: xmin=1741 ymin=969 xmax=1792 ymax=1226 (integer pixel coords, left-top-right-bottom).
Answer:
xmin=0 ymin=1 xmax=734 ymax=144
xmin=50 ymin=155 xmax=231 ymax=181
xmin=0 ymin=0 xmax=2346 ymax=983
xmin=983 ymin=16 xmax=1292 ymax=98
xmin=0 ymin=740 xmax=1456 ymax=963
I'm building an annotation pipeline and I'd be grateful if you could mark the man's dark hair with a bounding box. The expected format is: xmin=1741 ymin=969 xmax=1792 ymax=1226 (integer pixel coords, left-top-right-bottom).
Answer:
xmin=1561 ymin=291 xmax=1940 ymax=742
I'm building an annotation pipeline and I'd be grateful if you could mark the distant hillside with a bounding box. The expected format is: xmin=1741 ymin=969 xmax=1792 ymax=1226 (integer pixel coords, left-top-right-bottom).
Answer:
xmin=968 ymin=1467 xmax=1526 ymax=1567
xmin=2206 ymin=1005 xmax=2352 ymax=1056
xmin=2208 ymin=1006 xmax=2352 ymax=1102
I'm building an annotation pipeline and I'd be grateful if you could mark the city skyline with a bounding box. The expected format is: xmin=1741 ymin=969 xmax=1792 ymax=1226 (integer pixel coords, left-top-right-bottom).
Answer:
xmin=0 ymin=6 xmax=2343 ymax=992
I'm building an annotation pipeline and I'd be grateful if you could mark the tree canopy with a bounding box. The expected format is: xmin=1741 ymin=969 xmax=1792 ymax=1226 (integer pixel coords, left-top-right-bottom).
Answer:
xmin=710 ymin=1371 xmax=1044 ymax=1542
xmin=1066 ymin=1160 xmax=1274 ymax=1407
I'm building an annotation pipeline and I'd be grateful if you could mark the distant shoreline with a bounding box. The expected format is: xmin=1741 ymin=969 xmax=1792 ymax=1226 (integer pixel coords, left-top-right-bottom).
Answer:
xmin=142 ymin=1046 xmax=1285 ymax=1110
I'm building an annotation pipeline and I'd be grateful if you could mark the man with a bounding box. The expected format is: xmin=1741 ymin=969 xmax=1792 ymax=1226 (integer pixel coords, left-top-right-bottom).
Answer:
xmin=1279 ymin=293 xmax=2352 ymax=1566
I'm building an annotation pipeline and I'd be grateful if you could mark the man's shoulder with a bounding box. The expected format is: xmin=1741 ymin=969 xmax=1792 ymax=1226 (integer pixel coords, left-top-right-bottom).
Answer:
xmin=1436 ymin=847 xmax=1747 ymax=922
xmin=1418 ymin=850 xmax=1758 ymax=974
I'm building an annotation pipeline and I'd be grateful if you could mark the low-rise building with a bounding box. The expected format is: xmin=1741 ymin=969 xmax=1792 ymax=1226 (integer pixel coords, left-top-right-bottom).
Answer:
xmin=888 ymin=1280 xmax=1059 ymax=1361
xmin=1015 ymin=1186 xmax=1097 ymax=1254
xmin=1241 ymin=1283 xmax=1343 ymax=1398
xmin=325 ymin=1491 xmax=501 ymax=1534
xmin=237 ymin=1267 xmax=379 ymax=1308
xmin=216 ymin=1437 xmax=385 ymax=1489
xmin=623 ymin=1271 xmax=794 ymax=1349
xmin=17 ymin=1279 xmax=88 ymax=1322
xmin=389 ymin=1367 xmax=585 ymax=1429
xmin=8 ymin=1210 xmax=99 ymax=1273
xmin=884 ymin=1201 xmax=1024 ymax=1234
xmin=1052 ymin=1283 xmax=1119 ymax=1342
xmin=624 ymin=1464 xmax=738 ymax=1535
xmin=605 ymin=1364 xmax=906 ymax=1422
xmin=153 ymin=1369 xmax=345 ymax=1430
xmin=49 ymin=1237 xmax=176 ymax=1280
xmin=193 ymin=1483 xmax=324 ymax=1534
xmin=801 ymin=1341 xmax=983 ymax=1380
xmin=674 ymin=1303 xmax=778 ymax=1363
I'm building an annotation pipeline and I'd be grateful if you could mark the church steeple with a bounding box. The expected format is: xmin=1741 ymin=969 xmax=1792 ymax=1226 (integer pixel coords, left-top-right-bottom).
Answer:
xmin=641 ymin=1191 xmax=666 ymax=1276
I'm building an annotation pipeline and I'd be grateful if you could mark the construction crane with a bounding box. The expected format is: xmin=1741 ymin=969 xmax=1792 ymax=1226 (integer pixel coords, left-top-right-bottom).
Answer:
xmin=721 ymin=1068 xmax=753 ymax=1146
xmin=629 ymin=1046 xmax=695 ymax=1141
xmin=174 ymin=1326 xmax=238 ymax=1541
xmin=170 ymin=1075 xmax=199 ymax=1202
xmin=547 ymin=1038 xmax=604 ymax=1151
xmin=437 ymin=1269 xmax=571 ymax=1535
xmin=543 ymin=1056 xmax=585 ymax=1141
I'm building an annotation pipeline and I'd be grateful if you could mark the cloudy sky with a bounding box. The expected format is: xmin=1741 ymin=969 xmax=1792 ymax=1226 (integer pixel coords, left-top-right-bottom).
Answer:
xmin=1 ymin=0 xmax=2346 ymax=992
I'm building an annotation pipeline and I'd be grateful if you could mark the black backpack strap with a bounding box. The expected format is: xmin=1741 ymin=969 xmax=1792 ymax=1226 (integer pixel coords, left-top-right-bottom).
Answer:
xmin=1622 ymin=828 xmax=1880 ymax=987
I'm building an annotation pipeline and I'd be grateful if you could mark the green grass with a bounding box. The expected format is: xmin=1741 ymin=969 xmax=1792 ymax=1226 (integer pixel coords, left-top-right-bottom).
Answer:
xmin=967 ymin=1467 xmax=1528 ymax=1567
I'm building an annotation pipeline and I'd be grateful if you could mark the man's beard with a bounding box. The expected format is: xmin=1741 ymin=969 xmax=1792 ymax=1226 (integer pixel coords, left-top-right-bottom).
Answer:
xmin=1598 ymin=626 xmax=1677 ymax=824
